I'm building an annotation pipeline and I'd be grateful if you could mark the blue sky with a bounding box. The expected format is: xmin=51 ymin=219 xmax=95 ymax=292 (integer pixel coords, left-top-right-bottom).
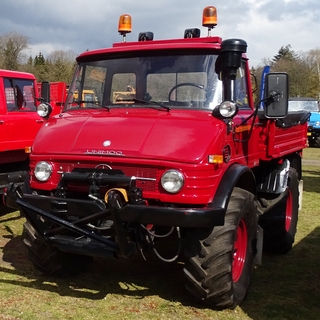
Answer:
xmin=0 ymin=0 xmax=319 ymax=67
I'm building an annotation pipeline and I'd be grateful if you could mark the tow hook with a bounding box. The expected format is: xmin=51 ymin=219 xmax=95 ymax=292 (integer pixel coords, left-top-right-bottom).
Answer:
xmin=106 ymin=189 xmax=136 ymax=258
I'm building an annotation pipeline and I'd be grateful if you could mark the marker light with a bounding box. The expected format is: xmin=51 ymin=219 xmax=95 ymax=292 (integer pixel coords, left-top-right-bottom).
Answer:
xmin=118 ymin=14 xmax=132 ymax=35
xmin=25 ymin=146 xmax=32 ymax=154
xmin=202 ymin=6 xmax=217 ymax=29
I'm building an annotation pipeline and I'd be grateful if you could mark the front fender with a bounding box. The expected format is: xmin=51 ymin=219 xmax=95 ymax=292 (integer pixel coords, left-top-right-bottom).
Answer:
xmin=209 ymin=163 xmax=256 ymax=211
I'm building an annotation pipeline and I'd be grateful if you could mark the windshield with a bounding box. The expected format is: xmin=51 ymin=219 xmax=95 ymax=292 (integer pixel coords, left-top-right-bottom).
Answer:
xmin=288 ymin=99 xmax=319 ymax=112
xmin=65 ymin=53 xmax=224 ymax=110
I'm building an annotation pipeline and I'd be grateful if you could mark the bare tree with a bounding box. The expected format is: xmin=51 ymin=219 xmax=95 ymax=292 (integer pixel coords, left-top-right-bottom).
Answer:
xmin=305 ymin=49 xmax=320 ymax=99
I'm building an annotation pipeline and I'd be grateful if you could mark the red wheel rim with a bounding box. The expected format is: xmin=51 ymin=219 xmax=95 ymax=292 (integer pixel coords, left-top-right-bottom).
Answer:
xmin=232 ymin=219 xmax=247 ymax=283
xmin=285 ymin=189 xmax=293 ymax=232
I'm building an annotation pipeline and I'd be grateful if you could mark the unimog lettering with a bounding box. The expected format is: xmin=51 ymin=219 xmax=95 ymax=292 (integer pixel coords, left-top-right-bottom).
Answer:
xmin=85 ymin=150 xmax=124 ymax=156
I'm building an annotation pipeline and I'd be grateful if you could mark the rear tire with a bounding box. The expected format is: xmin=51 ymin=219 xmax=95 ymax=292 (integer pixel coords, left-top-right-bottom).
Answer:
xmin=258 ymin=168 xmax=299 ymax=253
xmin=183 ymin=188 xmax=258 ymax=309
xmin=23 ymin=221 xmax=91 ymax=276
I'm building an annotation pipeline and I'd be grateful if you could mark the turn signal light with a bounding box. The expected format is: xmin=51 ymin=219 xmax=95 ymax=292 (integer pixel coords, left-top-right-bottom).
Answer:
xmin=208 ymin=155 xmax=223 ymax=164
xmin=25 ymin=146 xmax=32 ymax=154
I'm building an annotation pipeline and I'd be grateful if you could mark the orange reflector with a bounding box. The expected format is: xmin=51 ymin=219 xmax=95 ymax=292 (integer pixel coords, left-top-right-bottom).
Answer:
xmin=202 ymin=6 xmax=217 ymax=28
xmin=234 ymin=125 xmax=251 ymax=133
xmin=208 ymin=155 xmax=223 ymax=164
xmin=25 ymin=146 xmax=32 ymax=154
xmin=118 ymin=14 xmax=132 ymax=34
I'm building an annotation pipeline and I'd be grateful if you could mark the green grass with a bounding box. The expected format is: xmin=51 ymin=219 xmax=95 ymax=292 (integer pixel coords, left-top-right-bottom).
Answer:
xmin=0 ymin=148 xmax=320 ymax=319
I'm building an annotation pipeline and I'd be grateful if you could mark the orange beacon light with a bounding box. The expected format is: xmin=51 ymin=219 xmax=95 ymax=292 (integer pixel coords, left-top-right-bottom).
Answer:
xmin=202 ymin=6 xmax=217 ymax=36
xmin=118 ymin=14 xmax=132 ymax=42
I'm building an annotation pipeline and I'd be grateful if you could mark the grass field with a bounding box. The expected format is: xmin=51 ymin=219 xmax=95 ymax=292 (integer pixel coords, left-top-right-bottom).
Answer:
xmin=0 ymin=148 xmax=319 ymax=320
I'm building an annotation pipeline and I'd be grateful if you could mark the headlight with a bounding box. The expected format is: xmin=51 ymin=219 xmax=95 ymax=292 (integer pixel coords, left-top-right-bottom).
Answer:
xmin=219 ymin=101 xmax=238 ymax=118
xmin=161 ymin=170 xmax=184 ymax=193
xmin=34 ymin=161 xmax=53 ymax=181
xmin=212 ymin=100 xmax=238 ymax=118
xmin=37 ymin=102 xmax=53 ymax=118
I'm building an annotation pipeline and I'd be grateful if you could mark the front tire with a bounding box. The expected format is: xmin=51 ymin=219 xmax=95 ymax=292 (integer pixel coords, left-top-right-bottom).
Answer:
xmin=183 ymin=188 xmax=258 ymax=309
xmin=23 ymin=221 xmax=91 ymax=276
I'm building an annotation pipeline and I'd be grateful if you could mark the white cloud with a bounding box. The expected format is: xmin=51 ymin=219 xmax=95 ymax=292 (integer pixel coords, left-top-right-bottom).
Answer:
xmin=0 ymin=0 xmax=319 ymax=68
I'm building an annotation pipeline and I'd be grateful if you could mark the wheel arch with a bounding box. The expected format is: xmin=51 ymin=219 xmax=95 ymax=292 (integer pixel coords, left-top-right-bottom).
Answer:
xmin=210 ymin=163 xmax=256 ymax=212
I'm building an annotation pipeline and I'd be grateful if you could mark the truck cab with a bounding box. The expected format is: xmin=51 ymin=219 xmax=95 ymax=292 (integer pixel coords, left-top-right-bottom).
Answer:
xmin=0 ymin=69 xmax=44 ymax=193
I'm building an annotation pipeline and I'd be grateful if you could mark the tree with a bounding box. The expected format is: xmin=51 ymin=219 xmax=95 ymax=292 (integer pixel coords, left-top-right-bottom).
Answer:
xmin=272 ymin=44 xmax=299 ymax=63
xmin=0 ymin=32 xmax=29 ymax=70
xmin=33 ymin=52 xmax=49 ymax=82
xmin=46 ymin=50 xmax=77 ymax=83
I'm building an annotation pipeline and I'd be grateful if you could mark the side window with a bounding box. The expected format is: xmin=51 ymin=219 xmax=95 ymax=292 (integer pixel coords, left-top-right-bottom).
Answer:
xmin=4 ymin=78 xmax=36 ymax=112
xmin=235 ymin=61 xmax=249 ymax=108
xmin=4 ymin=79 xmax=16 ymax=111
xmin=111 ymin=73 xmax=136 ymax=103
xmin=67 ymin=65 xmax=106 ymax=108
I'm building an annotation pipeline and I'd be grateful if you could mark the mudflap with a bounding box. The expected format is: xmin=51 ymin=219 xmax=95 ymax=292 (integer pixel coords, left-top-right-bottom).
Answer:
xmin=255 ymin=225 xmax=263 ymax=266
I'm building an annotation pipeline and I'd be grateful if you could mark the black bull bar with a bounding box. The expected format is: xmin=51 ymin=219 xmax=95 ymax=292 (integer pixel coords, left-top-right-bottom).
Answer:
xmin=5 ymin=172 xmax=226 ymax=258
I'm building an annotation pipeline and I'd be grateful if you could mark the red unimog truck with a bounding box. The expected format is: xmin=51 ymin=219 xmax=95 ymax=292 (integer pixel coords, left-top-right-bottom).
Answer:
xmin=0 ymin=69 xmax=45 ymax=196
xmin=0 ymin=70 xmax=66 ymax=199
xmin=4 ymin=7 xmax=309 ymax=309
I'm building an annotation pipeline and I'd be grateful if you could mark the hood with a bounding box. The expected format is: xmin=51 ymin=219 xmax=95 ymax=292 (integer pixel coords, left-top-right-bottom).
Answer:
xmin=33 ymin=109 xmax=224 ymax=163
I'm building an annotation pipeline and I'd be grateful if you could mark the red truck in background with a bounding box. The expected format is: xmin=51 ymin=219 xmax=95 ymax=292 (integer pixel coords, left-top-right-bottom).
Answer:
xmin=37 ymin=81 xmax=67 ymax=115
xmin=0 ymin=69 xmax=43 ymax=196
xmin=0 ymin=69 xmax=66 ymax=198
xmin=4 ymin=7 xmax=309 ymax=309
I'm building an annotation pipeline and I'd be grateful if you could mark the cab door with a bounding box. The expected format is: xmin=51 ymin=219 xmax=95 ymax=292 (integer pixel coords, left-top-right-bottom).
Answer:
xmin=232 ymin=60 xmax=260 ymax=166
xmin=1 ymin=77 xmax=44 ymax=152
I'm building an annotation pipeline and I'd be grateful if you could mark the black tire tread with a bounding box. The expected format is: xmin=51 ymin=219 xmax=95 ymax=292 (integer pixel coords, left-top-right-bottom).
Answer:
xmin=183 ymin=188 xmax=257 ymax=309
xmin=23 ymin=221 xmax=90 ymax=276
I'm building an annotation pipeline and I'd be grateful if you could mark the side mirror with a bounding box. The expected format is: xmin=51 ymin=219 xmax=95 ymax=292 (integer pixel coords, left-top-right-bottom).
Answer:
xmin=264 ymin=72 xmax=288 ymax=118
xmin=41 ymin=81 xmax=50 ymax=103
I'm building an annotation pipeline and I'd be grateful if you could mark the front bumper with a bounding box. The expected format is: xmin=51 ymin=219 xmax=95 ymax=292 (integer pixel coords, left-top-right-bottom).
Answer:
xmin=15 ymin=192 xmax=225 ymax=228
xmin=5 ymin=183 xmax=225 ymax=258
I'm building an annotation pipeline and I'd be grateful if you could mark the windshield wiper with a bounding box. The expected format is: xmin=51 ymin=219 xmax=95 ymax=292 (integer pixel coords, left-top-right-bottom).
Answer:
xmin=68 ymin=101 xmax=111 ymax=111
xmin=133 ymin=99 xmax=171 ymax=112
